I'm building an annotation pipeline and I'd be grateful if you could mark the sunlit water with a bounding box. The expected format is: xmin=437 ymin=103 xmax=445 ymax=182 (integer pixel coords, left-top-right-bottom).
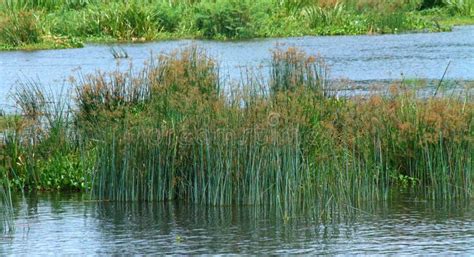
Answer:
xmin=1 ymin=26 xmax=474 ymax=110
xmin=1 ymin=193 xmax=473 ymax=255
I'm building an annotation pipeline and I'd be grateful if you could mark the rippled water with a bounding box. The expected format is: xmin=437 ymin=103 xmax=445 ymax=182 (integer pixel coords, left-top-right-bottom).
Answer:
xmin=1 ymin=193 xmax=473 ymax=255
xmin=1 ymin=26 xmax=474 ymax=110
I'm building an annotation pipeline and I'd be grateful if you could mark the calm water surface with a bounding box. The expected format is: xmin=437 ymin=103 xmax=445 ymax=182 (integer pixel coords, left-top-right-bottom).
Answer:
xmin=1 ymin=193 xmax=473 ymax=255
xmin=1 ymin=26 xmax=474 ymax=110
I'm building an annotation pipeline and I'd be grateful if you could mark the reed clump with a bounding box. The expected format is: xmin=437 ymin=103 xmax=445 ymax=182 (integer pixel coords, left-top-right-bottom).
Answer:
xmin=2 ymin=47 xmax=472 ymax=213
xmin=0 ymin=82 xmax=91 ymax=191
xmin=72 ymin=47 xmax=472 ymax=208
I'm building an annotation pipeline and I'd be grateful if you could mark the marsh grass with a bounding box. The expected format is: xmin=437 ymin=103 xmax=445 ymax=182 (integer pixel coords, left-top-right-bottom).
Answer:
xmin=1 ymin=81 xmax=90 ymax=191
xmin=2 ymin=47 xmax=472 ymax=217
xmin=1 ymin=0 xmax=96 ymax=11
xmin=444 ymin=0 xmax=474 ymax=16
xmin=1 ymin=0 xmax=469 ymax=50
xmin=75 ymin=47 xmax=472 ymax=210
xmin=0 ymin=10 xmax=40 ymax=46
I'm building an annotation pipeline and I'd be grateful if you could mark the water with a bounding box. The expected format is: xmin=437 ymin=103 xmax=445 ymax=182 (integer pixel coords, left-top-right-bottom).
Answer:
xmin=1 ymin=26 xmax=474 ymax=110
xmin=1 ymin=193 xmax=473 ymax=255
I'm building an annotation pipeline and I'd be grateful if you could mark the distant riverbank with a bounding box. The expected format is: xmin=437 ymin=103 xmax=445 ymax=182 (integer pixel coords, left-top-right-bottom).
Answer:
xmin=0 ymin=0 xmax=473 ymax=51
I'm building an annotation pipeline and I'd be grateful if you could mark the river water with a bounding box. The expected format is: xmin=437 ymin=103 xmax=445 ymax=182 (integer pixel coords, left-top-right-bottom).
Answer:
xmin=1 ymin=27 xmax=474 ymax=254
xmin=1 ymin=193 xmax=473 ymax=255
xmin=1 ymin=26 xmax=474 ymax=110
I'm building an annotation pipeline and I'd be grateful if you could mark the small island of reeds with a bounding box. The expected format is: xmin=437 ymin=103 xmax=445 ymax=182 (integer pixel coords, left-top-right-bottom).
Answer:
xmin=0 ymin=47 xmax=472 ymax=228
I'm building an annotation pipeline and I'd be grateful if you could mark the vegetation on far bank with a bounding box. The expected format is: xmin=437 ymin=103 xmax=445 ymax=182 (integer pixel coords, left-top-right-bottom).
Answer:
xmin=0 ymin=47 xmax=472 ymax=217
xmin=0 ymin=0 xmax=473 ymax=50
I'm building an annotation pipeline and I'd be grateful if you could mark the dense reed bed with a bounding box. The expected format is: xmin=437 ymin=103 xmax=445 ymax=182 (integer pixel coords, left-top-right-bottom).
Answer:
xmin=0 ymin=47 xmax=472 ymax=215
xmin=0 ymin=0 xmax=473 ymax=50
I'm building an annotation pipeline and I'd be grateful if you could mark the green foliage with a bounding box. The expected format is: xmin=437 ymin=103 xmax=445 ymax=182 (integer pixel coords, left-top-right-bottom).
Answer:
xmin=1 ymin=0 xmax=96 ymax=11
xmin=1 ymin=0 xmax=471 ymax=49
xmin=84 ymin=2 xmax=158 ymax=40
xmin=153 ymin=2 xmax=183 ymax=32
xmin=36 ymin=154 xmax=89 ymax=191
xmin=193 ymin=0 xmax=255 ymax=39
xmin=443 ymin=0 xmax=474 ymax=16
xmin=304 ymin=2 xmax=347 ymax=28
xmin=0 ymin=82 xmax=93 ymax=192
xmin=0 ymin=10 xmax=41 ymax=46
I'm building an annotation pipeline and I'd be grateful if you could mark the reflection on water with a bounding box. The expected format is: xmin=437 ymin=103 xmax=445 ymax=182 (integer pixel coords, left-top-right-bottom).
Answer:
xmin=1 ymin=193 xmax=473 ymax=255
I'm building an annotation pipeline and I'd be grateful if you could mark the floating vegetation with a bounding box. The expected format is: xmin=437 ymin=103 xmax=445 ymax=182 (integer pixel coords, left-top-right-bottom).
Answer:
xmin=110 ymin=46 xmax=128 ymax=59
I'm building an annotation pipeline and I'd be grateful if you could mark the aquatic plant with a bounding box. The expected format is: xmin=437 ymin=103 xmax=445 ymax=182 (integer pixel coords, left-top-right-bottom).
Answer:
xmin=2 ymin=47 xmax=472 ymax=215
xmin=270 ymin=47 xmax=328 ymax=95
xmin=1 ymin=81 xmax=91 ymax=191
xmin=74 ymin=47 xmax=472 ymax=208
xmin=0 ymin=135 xmax=14 ymax=232
xmin=110 ymin=46 xmax=128 ymax=59
xmin=0 ymin=180 xmax=14 ymax=233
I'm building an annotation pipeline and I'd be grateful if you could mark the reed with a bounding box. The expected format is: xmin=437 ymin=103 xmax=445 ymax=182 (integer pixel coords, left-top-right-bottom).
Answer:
xmin=2 ymin=47 xmax=472 ymax=215
xmin=74 ymin=47 xmax=472 ymax=209
xmin=1 ymin=81 xmax=90 ymax=191
xmin=0 ymin=179 xmax=14 ymax=233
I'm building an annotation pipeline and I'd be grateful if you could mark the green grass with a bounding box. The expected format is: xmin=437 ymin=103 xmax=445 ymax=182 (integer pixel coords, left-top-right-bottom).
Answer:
xmin=0 ymin=0 xmax=473 ymax=50
xmin=2 ymin=47 xmax=471 ymax=217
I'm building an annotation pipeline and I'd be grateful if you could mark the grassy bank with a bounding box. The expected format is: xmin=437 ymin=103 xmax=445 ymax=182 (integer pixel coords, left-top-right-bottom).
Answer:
xmin=0 ymin=47 xmax=472 ymax=214
xmin=0 ymin=0 xmax=473 ymax=50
